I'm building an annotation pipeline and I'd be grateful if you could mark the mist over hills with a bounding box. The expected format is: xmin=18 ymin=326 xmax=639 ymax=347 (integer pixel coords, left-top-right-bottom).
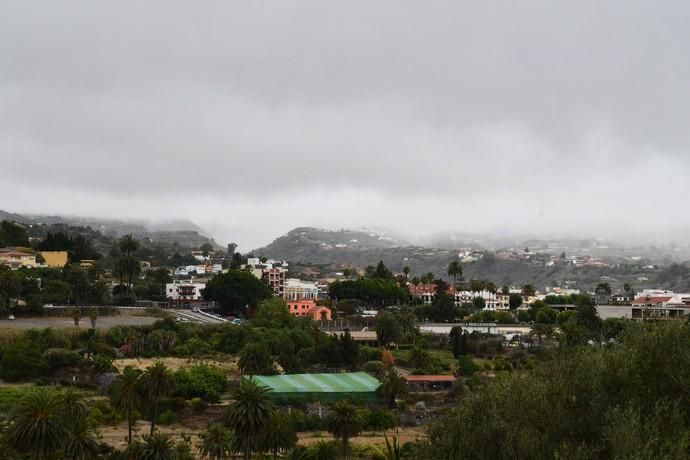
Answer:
xmin=0 ymin=210 xmax=215 ymax=249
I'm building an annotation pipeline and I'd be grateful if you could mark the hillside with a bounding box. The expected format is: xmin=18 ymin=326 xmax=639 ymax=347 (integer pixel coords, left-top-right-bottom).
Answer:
xmin=255 ymin=227 xmax=690 ymax=292
xmin=0 ymin=210 xmax=216 ymax=249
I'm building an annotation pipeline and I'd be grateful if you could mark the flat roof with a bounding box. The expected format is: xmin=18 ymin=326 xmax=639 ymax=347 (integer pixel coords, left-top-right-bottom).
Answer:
xmin=249 ymin=372 xmax=380 ymax=394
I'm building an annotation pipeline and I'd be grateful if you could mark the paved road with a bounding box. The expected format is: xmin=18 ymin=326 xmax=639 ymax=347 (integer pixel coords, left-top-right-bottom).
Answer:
xmin=170 ymin=310 xmax=226 ymax=324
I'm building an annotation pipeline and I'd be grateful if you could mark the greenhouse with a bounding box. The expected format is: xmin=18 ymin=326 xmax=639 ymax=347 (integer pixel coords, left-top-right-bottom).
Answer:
xmin=246 ymin=372 xmax=381 ymax=402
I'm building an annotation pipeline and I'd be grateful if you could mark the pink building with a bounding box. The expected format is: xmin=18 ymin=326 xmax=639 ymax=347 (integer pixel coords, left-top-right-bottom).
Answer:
xmin=286 ymin=300 xmax=332 ymax=321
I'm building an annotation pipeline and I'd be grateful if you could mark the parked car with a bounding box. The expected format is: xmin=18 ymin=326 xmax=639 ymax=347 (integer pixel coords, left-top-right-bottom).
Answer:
xmin=8 ymin=315 xmax=15 ymax=320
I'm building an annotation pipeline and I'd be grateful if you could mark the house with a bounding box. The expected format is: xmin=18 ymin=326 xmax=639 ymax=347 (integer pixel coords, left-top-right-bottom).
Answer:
xmin=286 ymin=300 xmax=331 ymax=321
xmin=631 ymin=292 xmax=690 ymax=319
xmin=404 ymin=375 xmax=456 ymax=392
xmin=0 ymin=247 xmax=37 ymax=269
xmin=407 ymin=284 xmax=508 ymax=310
xmin=40 ymin=250 xmax=69 ymax=268
xmin=166 ymin=281 xmax=207 ymax=308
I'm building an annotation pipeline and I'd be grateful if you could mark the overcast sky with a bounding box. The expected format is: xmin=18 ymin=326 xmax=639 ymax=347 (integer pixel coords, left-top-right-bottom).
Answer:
xmin=2 ymin=1 xmax=690 ymax=250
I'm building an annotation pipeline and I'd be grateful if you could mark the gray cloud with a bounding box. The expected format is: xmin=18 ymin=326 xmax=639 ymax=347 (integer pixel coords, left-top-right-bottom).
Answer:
xmin=2 ymin=1 xmax=690 ymax=249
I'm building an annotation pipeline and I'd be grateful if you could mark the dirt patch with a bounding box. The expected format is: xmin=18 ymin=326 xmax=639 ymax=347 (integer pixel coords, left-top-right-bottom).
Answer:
xmin=113 ymin=356 xmax=239 ymax=375
xmin=297 ymin=427 xmax=425 ymax=447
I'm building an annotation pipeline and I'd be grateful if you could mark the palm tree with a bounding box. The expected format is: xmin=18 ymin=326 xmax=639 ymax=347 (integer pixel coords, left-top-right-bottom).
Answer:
xmin=447 ymin=261 xmax=462 ymax=288
xmin=89 ymin=311 xmax=98 ymax=329
xmin=63 ymin=416 xmax=101 ymax=460
xmin=223 ymin=379 xmax=276 ymax=460
xmin=260 ymin=412 xmax=298 ymax=459
xmin=378 ymin=368 xmax=408 ymax=408
xmin=61 ymin=387 xmax=88 ymax=421
xmin=199 ymin=423 xmax=235 ymax=460
xmin=71 ymin=308 xmax=82 ymax=327
xmin=119 ymin=234 xmax=140 ymax=257
xmin=284 ymin=445 xmax=311 ymax=460
xmin=140 ymin=361 xmax=174 ymax=435
xmin=110 ymin=366 xmax=144 ymax=444
xmin=5 ymin=389 xmax=68 ymax=459
xmin=326 ymin=400 xmax=363 ymax=459
xmin=402 ymin=266 xmax=410 ymax=279
xmin=238 ymin=343 xmax=273 ymax=376
xmin=137 ymin=432 xmax=176 ymax=460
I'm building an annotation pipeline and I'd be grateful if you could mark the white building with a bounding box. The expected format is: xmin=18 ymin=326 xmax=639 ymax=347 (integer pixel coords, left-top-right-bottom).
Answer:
xmin=166 ymin=281 xmax=206 ymax=301
xmin=283 ymin=278 xmax=320 ymax=300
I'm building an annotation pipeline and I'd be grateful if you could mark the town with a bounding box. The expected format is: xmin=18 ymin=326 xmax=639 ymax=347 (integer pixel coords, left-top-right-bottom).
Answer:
xmin=0 ymin=218 xmax=689 ymax=458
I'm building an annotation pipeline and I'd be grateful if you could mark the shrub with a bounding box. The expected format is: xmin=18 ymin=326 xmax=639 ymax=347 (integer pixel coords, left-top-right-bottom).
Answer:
xmin=457 ymin=355 xmax=478 ymax=377
xmin=189 ymin=397 xmax=208 ymax=412
xmin=158 ymin=409 xmax=176 ymax=425
xmin=172 ymin=364 xmax=227 ymax=403
xmin=366 ymin=408 xmax=396 ymax=430
xmin=43 ymin=348 xmax=81 ymax=370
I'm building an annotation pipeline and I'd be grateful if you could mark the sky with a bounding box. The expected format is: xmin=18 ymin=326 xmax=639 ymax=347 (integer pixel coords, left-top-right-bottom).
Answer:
xmin=2 ymin=1 xmax=690 ymax=250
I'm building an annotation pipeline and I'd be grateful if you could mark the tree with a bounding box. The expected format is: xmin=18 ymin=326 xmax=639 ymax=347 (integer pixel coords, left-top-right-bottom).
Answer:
xmin=378 ymin=367 xmax=408 ymax=407
xmin=110 ymin=366 xmax=144 ymax=444
xmin=522 ymin=284 xmax=536 ymax=297
xmin=119 ymin=234 xmax=140 ymax=257
xmin=327 ymin=400 xmax=363 ymax=459
xmin=0 ymin=269 xmax=22 ymax=314
xmin=148 ymin=268 xmax=172 ymax=298
xmin=202 ymin=270 xmax=273 ymax=316
xmin=375 ymin=311 xmax=402 ymax=347
xmin=430 ymin=292 xmax=456 ymax=322
xmin=0 ymin=221 xmax=30 ymax=247
xmin=62 ymin=416 xmax=101 ymax=460
xmin=238 ymin=342 xmax=274 ymax=376
xmin=89 ymin=310 xmax=98 ymax=329
xmin=509 ymin=293 xmax=523 ymax=310
xmin=140 ymin=361 xmax=174 ymax=435
xmin=137 ymin=432 xmax=176 ymax=460
xmin=595 ymin=283 xmax=612 ymax=295
xmin=199 ymin=423 xmax=234 ymax=460
xmin=5 ymin=389 xmax=68 ymax=459
xmin=223 ymin=379 xmax=276 ymax=460
xmin=71 ymin=308 xmax=82 ymax=327
xmin=403 ymin=266 xmax=410 ymax=278
xmin=372 ymin=260 xmax=393 ymax=280
xmin=252 ymin=297 xmax=293 ymax=327
xmin=200 ymin=242 xmax=214 ymax=257
xmin=408 ymin=344 xmax=431 ymax=370
xmin=447 ymin=261 xmax=462 ymax=287
xmin=342 ymin=268 xmax=352 ymax=279
xmin=260 ymin=412 xmax=298 ymax=459
xmin=449 ymin=326 xmax=465 ymax=358
xmin=472 ymin=297 xmax=486 ymax=312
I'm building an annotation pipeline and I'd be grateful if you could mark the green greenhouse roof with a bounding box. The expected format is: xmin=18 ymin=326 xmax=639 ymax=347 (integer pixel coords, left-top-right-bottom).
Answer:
xmin=247 ymin=372 xmax=381 ymax=394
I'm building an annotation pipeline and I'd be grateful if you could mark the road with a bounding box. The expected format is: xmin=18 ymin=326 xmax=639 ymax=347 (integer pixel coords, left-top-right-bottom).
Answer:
xmin=170 ymin=309 xmax=227 ymax=324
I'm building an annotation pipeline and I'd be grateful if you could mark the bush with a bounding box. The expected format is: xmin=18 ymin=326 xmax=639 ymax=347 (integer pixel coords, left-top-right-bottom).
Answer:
xmin=288 ymin=409 xmax=324 ymax=432
xmin=189 ymin=397 xmax=208 ymax=412
xmin=457 ymin=355 xmax=478 ymax=377
xmin=43 ymin=348 xmax=81 ymax=370
xmin=173 ymin=364 xmax=227 ymax=403
xmin=158 ymin=409 xmax=176 ymax=425
xmin=366 ymin=408 xmax=396 ymax=430
xmin=0 ymin=341 xmax=47 ymax=381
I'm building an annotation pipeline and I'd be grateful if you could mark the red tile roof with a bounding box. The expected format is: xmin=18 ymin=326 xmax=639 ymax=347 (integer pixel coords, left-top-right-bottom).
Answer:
xmin=632 ymin=296 xmax=672 ymax=305
xmin=403 ymin=375 xmax=456 ymax=383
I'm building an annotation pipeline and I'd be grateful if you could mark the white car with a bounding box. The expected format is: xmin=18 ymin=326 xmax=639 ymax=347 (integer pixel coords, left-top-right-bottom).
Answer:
xmin=8 ymin=315 xmax=15 ymax=320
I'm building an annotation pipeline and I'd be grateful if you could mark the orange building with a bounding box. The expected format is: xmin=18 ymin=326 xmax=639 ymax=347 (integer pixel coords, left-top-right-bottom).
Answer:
xmin=286 ymin=300 xmax=332 ymax=321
